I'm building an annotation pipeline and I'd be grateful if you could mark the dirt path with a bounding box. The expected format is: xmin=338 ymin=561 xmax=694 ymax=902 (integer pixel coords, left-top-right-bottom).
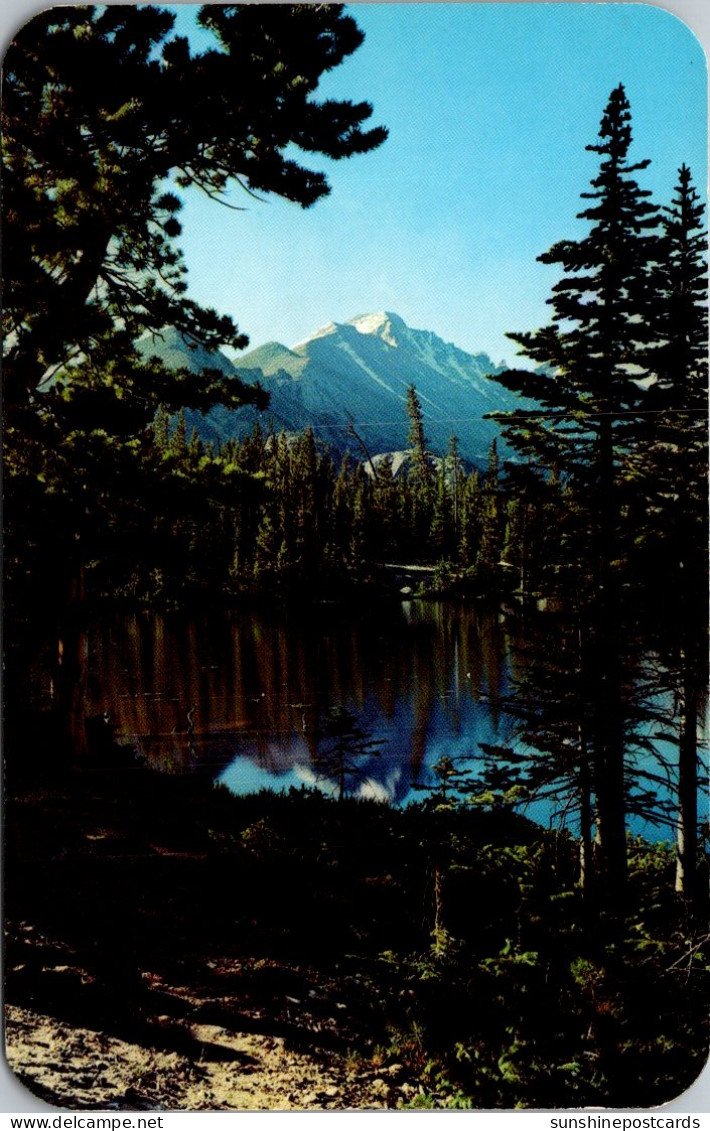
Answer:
xmin=6 ymin=1001 xmax=411 ymax=1111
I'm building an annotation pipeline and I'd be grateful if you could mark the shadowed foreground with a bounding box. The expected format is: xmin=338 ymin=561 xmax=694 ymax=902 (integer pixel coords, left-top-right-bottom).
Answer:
xmin=5 ymin=758 xmax=708 ymax=1110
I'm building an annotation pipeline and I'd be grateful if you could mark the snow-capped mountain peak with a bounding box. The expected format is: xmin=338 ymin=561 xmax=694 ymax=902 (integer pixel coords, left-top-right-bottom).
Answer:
xmin=293 ymin=311 xmax=406 ymax=352
xmin=138 ymin=311 xmax=527 ymax=467
xmin=347 ymin=311 xmax=404 ymax=347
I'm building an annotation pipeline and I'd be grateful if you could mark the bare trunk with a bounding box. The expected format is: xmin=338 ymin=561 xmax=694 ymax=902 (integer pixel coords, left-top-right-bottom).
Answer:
xmin=432 ymin=863 xmax=447 ymax=952
xmin=55 ymin=566 xmax=89 ymax=761
xmin=578 ymin=726 xmax=594 ymax=899
xmin=675 ymin=658 xmax=698 ymax=901
xmin=591 ymin=417 xmax=627 ymax=904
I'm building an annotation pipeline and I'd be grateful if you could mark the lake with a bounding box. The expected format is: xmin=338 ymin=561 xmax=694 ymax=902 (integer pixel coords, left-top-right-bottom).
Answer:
xmin=83 ymin=601 xmax=684 ymax=835
xmin=84 ymin=601 xmax=515 ymax=797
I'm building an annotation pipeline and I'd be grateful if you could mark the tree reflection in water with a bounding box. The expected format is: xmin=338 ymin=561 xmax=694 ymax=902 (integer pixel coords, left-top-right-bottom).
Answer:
xmin=83 ymin=602 xmax=514 ymax=804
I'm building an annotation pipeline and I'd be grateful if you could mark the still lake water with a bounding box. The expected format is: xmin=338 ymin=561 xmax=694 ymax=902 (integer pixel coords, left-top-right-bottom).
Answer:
xmin=84 ymin=601 xmax=681 ymax=834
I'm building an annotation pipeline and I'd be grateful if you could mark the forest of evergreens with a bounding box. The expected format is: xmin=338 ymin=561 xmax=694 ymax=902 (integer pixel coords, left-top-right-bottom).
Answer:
xmin=2 ymin=5 xmax=708 ymax=1111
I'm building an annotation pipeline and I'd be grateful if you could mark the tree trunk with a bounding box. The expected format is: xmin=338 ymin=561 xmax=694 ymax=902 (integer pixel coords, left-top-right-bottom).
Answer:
xmin=592 ymin=656 xmax=627 ymax=904
xmin=578 ymin=725 xmax=595 ymax=900
xmin=432 ymin=862 xmax=448 ymax=953
xmin=591 ymin=416 xmax=627 ymax=904
xmin=675 ymin=656 xmax=698 ymax=902
xmin=55 ymin=565 xmax=89 ymax=761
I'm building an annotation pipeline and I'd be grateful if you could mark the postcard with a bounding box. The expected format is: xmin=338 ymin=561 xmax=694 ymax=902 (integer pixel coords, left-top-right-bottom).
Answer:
xmin=2 ymin=1 xmax=708 ymax=1113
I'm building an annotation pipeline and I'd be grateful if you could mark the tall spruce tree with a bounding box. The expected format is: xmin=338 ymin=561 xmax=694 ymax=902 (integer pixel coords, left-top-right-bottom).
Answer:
xmin=458 ymin=469 xmax=482 ymax=568
xmin=630 ymin=166 xmax=709 ymax=902
xmin=405 ymin=384 xmax=430 ymax=475
xmin=477 ymin=438 xmax=503 ymax=573
xmin=405 ymin=384 xmax=433 ymax=551
xmin=488 ymin=85 xmax=663 ymax=900
xmin=291 ymin=426 xmax=321 ymax=580
xmin=448 ymin=434 xmax=462 ymax=550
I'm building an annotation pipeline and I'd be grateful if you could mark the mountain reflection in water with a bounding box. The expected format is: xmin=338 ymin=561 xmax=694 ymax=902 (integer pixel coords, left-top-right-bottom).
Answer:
xmin=85 ymin=602 xmax=515 ymax=806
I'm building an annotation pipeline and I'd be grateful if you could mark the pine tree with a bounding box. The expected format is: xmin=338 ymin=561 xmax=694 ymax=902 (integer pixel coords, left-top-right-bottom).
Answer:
xmin=654 ymin=165 xmax=708 ymax=404
xmin=406 ymin=383 xmax=429 ymax=474
xmin=2 ymin=5 xmax=387 ymax=745
xmin=430 ymin=458 xmax=451 ymax=558
xmin=188 ymin=427 xmax=204 ymax=466
xmin=253 ymin=437 xmax=287 ymax=587
xmin=291 ymin=426 xmax=320 ymax=579
xmin=488 ymin=86 xmax=664 ymax=900
xmin=458 ymin=470 xmax=482 ymax=568
xmin=477 ymin=438 xmax=503 ymax=573
xmin=2 ymin=5 xmax=387 ymax=415
xmin=660 ymin=169 xmax=708 ymax=903
xmin=237 ymin=422 xmax=267 ymax=474
xmin=152 ymin=405 xmax=170 ymax=456
xmin=448 ymin=434 xmax=462 ymax=551
xmin=405 ymin=384 xmax=433 ymax=551
xmin=371 ymin=453 xmax=398 ymax=558
xmin=475 ymin=609 xmax=597 ymax=895
xmin=501 ymin=498 xmax=525 ymax=578
xmin=331 ymin=455 xmax=354 ymax=569
xmin=350 ymin=465 xmax=371 ymax=569
xmin=171 ymin=410 xmax=188 ymax=461
xmin=629 ymin=166 xmax=709 ymax=902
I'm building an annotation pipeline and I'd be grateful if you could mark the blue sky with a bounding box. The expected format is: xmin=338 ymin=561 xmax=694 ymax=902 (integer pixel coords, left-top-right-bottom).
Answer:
xmin=170 ymin=3 xmax=707 ymax=365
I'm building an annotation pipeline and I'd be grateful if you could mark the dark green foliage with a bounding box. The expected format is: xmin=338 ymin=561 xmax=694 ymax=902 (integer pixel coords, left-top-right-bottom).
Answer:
xmin=3 ymin=4 xmax=387 ymax=410
xmin=405 ymin=384 xmax=430 ymax=475
xmin=403 ymin=384 xmax=434 ymax=548
xmin=130 ymin=418 xmax=525 ymax=600
xmin=652 ymin=164 xmax=708 ymax=399
xmin=482 ymin=85 xmax=708 ymax=904
xmin=494 ymin=86 xmax=660 ymax=468
xmin=476 ymin=439 xmax=503 ymax=573
xmin=628 ymin=165 xmax=709 ymax=902
xmin=2 ymin=3 xmax=388 ymax=724
xmin=6 ymin=766 xmax=707 ymax=1109
xmin=375 ymin=822 xmax=708 ymax=1109
xmin=4 ymin=44 xmax=707 ymax=1108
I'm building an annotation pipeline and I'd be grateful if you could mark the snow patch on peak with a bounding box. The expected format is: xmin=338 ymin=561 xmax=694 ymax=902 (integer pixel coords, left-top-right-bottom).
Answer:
xmin=349 ymin=311 xmax=404 ymax=347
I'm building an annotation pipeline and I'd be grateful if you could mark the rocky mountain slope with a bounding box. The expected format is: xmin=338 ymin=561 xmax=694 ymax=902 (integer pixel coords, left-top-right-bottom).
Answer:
xmin=137 ymin=312 xmax=526 ymax=465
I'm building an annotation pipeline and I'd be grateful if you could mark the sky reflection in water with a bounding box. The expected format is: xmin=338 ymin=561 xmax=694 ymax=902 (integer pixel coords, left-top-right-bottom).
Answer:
xmin=84 ymin=602 xmax=686 ymax=835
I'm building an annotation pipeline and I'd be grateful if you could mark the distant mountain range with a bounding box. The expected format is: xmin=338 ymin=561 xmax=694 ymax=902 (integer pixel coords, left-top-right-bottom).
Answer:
xmin=136 ymin=311 xmax=526 ymax=465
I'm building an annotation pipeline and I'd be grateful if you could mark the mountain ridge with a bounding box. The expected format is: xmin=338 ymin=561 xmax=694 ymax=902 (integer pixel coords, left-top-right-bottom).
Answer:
xmin=136 ymin=313 xmax=525 ymax=463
